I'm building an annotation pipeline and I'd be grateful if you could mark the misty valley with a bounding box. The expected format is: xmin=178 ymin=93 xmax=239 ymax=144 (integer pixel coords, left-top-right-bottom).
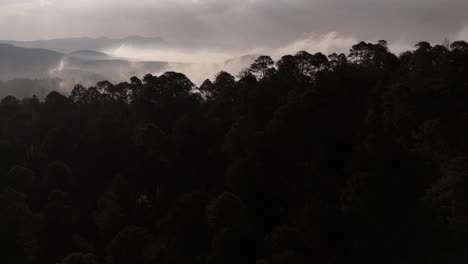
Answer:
xmin=0 ymin=37 xmax=260 ymax=99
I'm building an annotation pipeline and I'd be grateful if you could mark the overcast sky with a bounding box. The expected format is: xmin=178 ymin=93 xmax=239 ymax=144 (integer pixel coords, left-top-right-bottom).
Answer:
xmin=1 ymin=0 xmax=468 ymax=51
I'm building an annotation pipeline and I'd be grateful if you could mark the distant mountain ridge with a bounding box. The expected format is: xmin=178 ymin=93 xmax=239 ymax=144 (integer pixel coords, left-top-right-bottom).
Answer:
xmin=0 ymin=43 xmax=169 ymax=82
xmin=68 ymin=50 xmax=113 ymax=60
xmin=0 ymin=43 xmax=171 ymax=98
xmin=0 ymin=43 xmax=63 ymax=80
xmin=0 ymin=36 xmax=230 ymax=54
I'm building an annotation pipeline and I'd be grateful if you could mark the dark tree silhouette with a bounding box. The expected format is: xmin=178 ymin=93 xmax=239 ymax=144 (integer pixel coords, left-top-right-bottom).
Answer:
xmin=249 ymin=55 xmax=275 ymax=79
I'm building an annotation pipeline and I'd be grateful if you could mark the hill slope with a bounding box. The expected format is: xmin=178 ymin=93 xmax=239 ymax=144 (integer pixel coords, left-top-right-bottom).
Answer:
xmin=0 ymin=44 xmax=170 ymax=98
xmin=68 ymin=50 xmax=113 ymax=60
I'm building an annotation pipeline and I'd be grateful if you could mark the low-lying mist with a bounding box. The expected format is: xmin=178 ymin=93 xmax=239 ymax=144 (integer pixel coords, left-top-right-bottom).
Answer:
xmin=102 ymin=32 xmax=412 ymax=85
xmin=0 ymin=32 xmax=416 ymax=99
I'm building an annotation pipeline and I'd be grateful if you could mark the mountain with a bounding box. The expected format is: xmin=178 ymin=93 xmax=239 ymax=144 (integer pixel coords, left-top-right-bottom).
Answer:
xmin=0 ymin=43 xmax=170 ymax=98
xmin=0 ymin=36 xmax=228 ymax=54
xmin=0 ymin=44 xmax=63 ymax=80
xmin=0 ymin=42 xmax=259 ymax=98
xmin=0 ymin=43 xmax=168 ymax=82
xmin=68 ymin=50 xmax=113 ymax=60
xmin=0 ymin=36 xmax=165 ymax=53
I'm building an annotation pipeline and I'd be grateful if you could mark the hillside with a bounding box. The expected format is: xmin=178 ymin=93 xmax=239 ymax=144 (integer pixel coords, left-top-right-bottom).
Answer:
xmin=68 ymin=50 xmax=113 ymax=60
xmin=0 ymin=44 xmax=63 ymax=80
xmin=0 ymin=44 xmax=169 ymax=97
xmin=0 ymin=36 xmax=224 ymax=54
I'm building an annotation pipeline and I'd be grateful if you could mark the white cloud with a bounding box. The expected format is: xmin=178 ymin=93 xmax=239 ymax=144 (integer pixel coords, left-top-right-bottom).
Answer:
xmin=106 ymin=32 xmax=359 ymax=63
xmin=5 ymin=2 xmax=35 ymax=16
xmin=103 ymin=31 xmax=420 ymax=85
xmin=104 ymin=45 xmax=235 ymax=64
xmin=103 ymin=32 xmax=361 ymax=85
xmin=265 ymin=32 xmax=358 ymax=59
xmin=455 ymin=24 xmax=468 ymax=41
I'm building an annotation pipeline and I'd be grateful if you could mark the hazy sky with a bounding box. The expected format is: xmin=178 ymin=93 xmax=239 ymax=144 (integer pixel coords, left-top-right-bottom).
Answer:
xmin=1 ymin=0 xmax=468 ymax=49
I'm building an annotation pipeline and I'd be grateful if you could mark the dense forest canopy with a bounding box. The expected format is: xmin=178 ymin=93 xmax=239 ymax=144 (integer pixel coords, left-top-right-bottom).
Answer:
xmin=2 ymin=40 xmax=468 ymax=264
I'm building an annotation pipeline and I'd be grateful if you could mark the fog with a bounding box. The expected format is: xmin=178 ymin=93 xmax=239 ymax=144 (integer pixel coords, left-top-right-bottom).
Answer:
xmin=1 ymin=0 xmax=468 ymax=94
xmin=101 ymin=31 xmax=413 ymax=85
xmin=0 ymin=30 xmax=450 ymax=97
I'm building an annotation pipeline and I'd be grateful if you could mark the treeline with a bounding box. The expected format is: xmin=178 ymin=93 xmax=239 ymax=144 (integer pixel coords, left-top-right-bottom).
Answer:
xmin=0 ymin=78 xmax=64 ymax=100
xmin=1 ymin=40 xmax=468 ymax=264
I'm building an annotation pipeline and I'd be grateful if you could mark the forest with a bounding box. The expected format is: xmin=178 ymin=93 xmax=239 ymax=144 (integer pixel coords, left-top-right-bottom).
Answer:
xmin=1 ymin=40 xmax=468 ymax=264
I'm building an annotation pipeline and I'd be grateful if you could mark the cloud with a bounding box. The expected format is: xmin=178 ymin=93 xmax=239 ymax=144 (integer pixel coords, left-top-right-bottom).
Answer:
xmin=104 ymin=45 xmax=236 ymax=64
xmin=1 ymin=0 xmax=468 ymax=46
xmin=101 ymin=31 xmax=421 ymax=85
xmin=262 ymin=32 xmax=358 ymax=59
xmin=102 ymin=32 xmax=361 ymax=85
xmin=106 ymin=32 xmax=359 ymax=63
xmin=4 ymin=2 xmax=36 ymax=16
xmin=455 ymin=24 xmax=468 ymax=41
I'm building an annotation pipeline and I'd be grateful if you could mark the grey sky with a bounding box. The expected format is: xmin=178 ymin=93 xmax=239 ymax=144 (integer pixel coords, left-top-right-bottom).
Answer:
xmin=1 ymin=0 xmax=468 ymax=49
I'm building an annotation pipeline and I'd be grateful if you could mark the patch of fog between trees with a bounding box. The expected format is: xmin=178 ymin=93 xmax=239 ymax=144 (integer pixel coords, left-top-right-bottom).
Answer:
xmin=103 ymin=32 xmax=362 ymax=85
xmin=47 ymin=32 xmax=415 ymax=93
